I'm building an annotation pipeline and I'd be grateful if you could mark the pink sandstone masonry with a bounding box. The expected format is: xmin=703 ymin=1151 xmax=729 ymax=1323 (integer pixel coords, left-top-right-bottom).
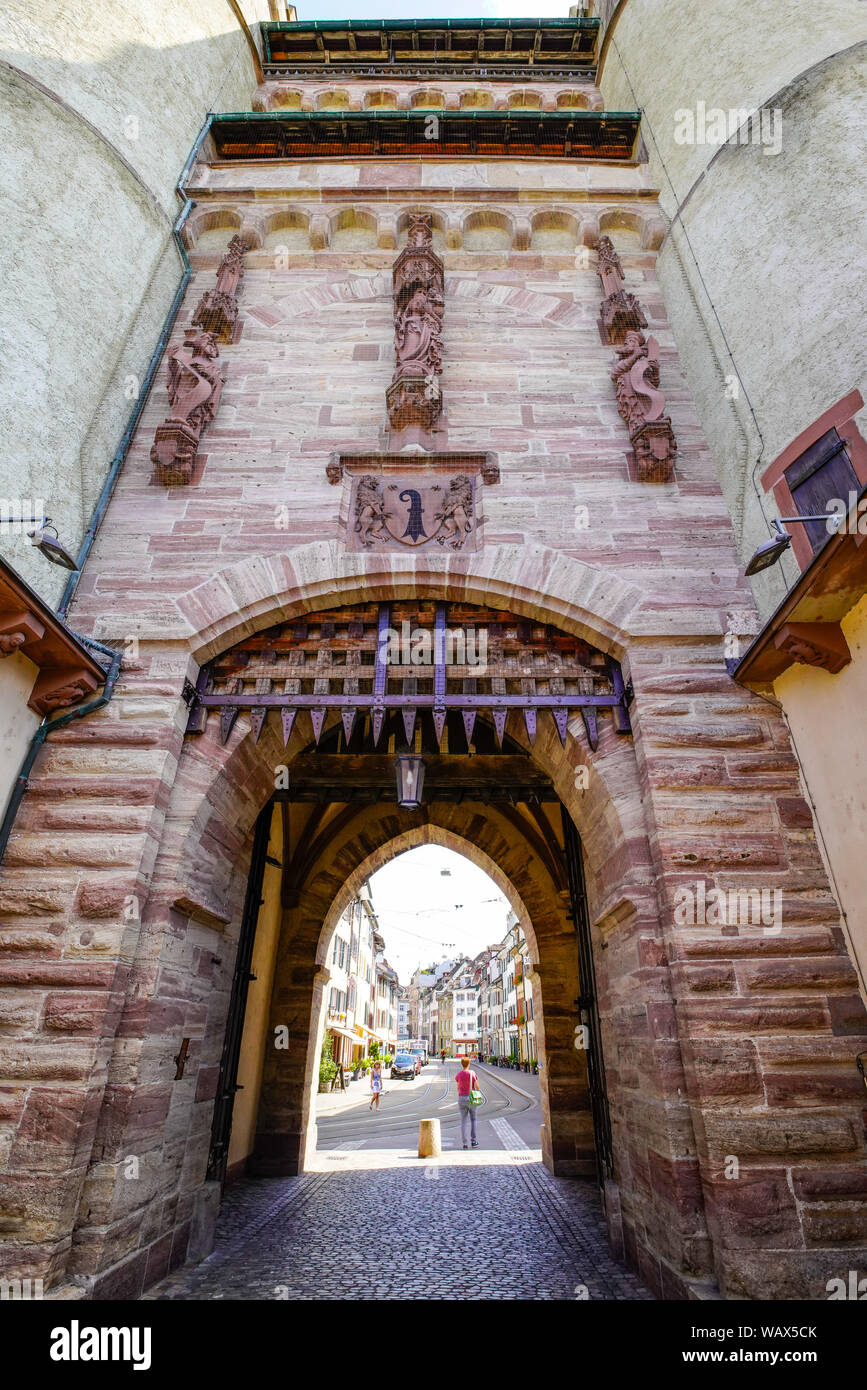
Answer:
xmin=0 ymin=67 xmax=865 ymax=1304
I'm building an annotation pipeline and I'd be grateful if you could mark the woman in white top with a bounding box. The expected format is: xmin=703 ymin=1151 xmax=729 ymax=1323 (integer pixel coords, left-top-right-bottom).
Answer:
xmin=369 ymin=1061 xmax=383 ymax=1111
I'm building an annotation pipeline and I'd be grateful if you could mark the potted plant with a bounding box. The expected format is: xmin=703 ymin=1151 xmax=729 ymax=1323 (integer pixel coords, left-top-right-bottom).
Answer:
xmin=318 ymin=1035 xmax=339 ymax=1093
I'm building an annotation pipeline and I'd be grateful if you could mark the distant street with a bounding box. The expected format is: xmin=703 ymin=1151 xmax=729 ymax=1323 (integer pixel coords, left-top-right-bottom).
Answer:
xmin=316 ymin=1058 xmax=540 ymax=1150
xmin=146 ymin=1061 xmax=653 ymax=1301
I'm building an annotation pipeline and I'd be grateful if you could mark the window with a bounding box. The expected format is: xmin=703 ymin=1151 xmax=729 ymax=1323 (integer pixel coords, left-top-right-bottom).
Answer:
xmin=784 ymin=428 xmax=859 ymax=553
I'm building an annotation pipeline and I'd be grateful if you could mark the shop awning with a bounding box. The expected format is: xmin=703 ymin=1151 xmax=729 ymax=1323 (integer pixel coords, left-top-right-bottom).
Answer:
xmin=328 ymin=1025 xmax=364 ymax=1043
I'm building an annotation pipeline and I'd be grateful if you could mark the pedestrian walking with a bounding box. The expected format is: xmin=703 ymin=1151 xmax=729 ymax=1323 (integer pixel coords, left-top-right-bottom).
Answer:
xmin=455 ymin=1056 xmax=481 ymax=1149
xmin=368 ymin=1060 xmax=383 ymax=1111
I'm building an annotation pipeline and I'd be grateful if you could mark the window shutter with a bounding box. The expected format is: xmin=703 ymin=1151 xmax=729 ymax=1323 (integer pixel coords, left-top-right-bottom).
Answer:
xmin=784 ymin=428 xmax=859 ymax=552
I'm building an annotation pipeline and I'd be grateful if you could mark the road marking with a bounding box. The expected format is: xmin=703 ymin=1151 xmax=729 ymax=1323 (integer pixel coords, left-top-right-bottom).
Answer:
xmin=325 ymin=1140 xmax=366 ymax=1160
xmin=423 ymin=1166 xmax=440 ymax=1181
xmin=490 ymin=1117 xmax=532 ymax=1160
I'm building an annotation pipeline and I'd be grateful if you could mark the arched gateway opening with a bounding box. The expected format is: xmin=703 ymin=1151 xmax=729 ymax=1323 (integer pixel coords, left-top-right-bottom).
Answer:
xmin=9 ymin=549 xmax=856 ymax=1305
xmin=195 ymin=600 xmax=624 ymax=1194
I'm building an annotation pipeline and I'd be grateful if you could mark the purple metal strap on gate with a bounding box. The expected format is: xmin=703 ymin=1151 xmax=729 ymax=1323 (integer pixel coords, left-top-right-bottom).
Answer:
xmin=372 ymin=604 xmax=390 ymax=747
xmin=433 ymin=604 xmax=447 ymax=746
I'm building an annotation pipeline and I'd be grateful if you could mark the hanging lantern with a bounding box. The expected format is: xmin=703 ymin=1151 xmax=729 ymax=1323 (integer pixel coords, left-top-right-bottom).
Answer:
xmin=395 ymin=753 xmax=425 ymax=808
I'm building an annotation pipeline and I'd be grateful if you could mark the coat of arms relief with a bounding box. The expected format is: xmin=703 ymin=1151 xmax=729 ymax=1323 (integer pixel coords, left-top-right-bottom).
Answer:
xmin=350 ymin=473 xmax=477 ymax=552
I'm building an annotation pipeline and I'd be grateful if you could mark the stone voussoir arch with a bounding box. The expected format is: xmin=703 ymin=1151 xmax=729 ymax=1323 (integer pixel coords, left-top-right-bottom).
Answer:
xmin=312 ymin=821 xmax=544 ymax=968
xmin=170 ymin=539 xmax=665 ymax=665
xmin=253 ymin=797 xmax=597 ymax=1178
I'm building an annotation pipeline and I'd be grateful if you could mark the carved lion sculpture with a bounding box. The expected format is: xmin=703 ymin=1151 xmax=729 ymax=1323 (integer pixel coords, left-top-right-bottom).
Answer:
xmin=354 ymin=476 xmax=390 ymax=548
xmin=435 ymin=475 xmax=474 ymax=550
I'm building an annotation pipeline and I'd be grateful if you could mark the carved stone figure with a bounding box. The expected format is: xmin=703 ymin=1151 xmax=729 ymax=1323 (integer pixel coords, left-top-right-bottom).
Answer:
xmin=354 ymin=475 xmax=390 ymax=548
xmin=387 ymin=214 xmax=444 ymax=430
xmin=394 ymin=287 xmax=443 ymax=379
xmin=192 ymin=235 xmax=248 ymax=342
xmin=610 ymin=331 xmax=677 ymax=482
xmin=347 ymin=472 xmax=479 ymax=552
xmin=596 ymin=235 xmax=625 ymax=293
xmin=151 ymin=328 xmax=225 ymax=486
xmin=611 ymin=331 xmax=661 ymax=431
xmin=435 ymin=475 xmax=474 ymax=550
xmin=596 ymin=234 xmax=647 ymax=342
xmin=167 ymin=330 xmax=224 ymax=430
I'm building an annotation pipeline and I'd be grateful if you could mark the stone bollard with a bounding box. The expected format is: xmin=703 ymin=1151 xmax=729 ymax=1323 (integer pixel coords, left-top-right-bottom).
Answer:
xmin=418 ymin=1118 xmax=441 ymax=1159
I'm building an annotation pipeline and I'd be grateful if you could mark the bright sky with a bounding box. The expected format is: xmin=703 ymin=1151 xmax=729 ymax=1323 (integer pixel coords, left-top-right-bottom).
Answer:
xmin=298 ymin=4 xmax=571 ymax=19
xmin=367 ymin=844 xmax=513 ymax=984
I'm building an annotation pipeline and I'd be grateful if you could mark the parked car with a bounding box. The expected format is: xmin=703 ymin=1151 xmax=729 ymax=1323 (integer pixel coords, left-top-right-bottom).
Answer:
xmin=391 ymin=1053 xmax=416 ymax=1081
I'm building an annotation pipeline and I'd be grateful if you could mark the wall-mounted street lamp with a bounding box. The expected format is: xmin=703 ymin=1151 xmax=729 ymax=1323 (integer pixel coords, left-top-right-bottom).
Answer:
xmin=745 ymin=514 xmax=842 ymax=576
xmin=0 ymin=514 xmax=79 ymax=571
xmin=395 ymin=752 xmax=425 ymax=808
xmin=28 ymin=522 xmax=79 ymax=571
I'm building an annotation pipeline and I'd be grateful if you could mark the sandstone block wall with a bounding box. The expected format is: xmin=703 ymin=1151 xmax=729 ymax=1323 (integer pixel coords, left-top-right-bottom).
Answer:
xmin=0 ymin=48 xmax=864 ymax=1304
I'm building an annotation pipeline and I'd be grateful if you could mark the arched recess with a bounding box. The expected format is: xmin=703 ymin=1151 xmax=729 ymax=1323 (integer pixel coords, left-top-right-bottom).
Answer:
xmin=74 ymin=552 xmax=728 ymax=1296
xmin=244 ymin=804 xmax=589 ymax=1182
xmin=142 ymin=580 xmax=701 ymax=1290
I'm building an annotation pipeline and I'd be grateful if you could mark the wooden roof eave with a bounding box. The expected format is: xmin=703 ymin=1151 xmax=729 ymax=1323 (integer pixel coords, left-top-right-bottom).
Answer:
xmin=734 ymin=524 xmax=867 ymax=686
xmin=0 ymin=556 xmax=107 ymax=716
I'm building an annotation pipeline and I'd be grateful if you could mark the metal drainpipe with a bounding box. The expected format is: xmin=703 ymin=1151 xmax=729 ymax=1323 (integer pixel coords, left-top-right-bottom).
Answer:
xmin=58 ymin=113 xmax=214 ymax=620
xmin=0 ymin=118 xmax=214 ymax=863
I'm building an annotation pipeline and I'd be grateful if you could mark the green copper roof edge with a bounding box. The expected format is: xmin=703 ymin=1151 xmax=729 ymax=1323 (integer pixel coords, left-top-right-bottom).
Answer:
xmin=263 ymin=18 xmax=600 ymax=32
xmin=209 ymin=109 xmax=640 ymax=123
xmin=262 ymin=17 xmax=600 ymax=62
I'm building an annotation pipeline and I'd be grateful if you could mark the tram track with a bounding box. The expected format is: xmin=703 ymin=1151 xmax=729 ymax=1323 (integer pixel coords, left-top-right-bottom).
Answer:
xmin=316 ymin=1060 xmax=535 ymax=1146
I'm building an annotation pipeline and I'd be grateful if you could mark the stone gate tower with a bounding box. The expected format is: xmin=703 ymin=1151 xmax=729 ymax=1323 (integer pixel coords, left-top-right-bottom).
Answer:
xmin=1 ymin=10 xmax=865 ymax=1304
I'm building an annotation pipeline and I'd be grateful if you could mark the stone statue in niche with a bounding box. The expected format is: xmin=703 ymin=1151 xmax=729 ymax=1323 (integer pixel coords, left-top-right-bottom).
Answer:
xmin=192 ymin=234 xmax=248 ymax=342
xmin=434 ymin=474 xmax=473 ymax=549
xmin=610 ymin=330 xmax=677 ymax=482
xmin=151 ymin=327 xmax=225 ymax=486
xmin=387 ymin=214 xmax=444 ymax=431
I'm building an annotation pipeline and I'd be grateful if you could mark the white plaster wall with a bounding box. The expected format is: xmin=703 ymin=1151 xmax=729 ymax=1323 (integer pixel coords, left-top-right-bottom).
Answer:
xmin=0 ymin=1 xmax=271 ymax=608
xmin=0 ymin=2 xmax=272 ymax=212
xmin=775 ymin=593 xmax=867 ymax=1003
xmin=600 ymin=0 xmax=867 ymax=215
xmin=600 ymin=0 xmax=867 ymax=617
xmin=0 ymin=654 xmax=41 ymax=820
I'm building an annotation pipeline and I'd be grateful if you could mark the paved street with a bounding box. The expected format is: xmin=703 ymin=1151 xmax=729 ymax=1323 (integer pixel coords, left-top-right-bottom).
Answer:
xmin=145 ymin=1061 xmax=653 ymax=1301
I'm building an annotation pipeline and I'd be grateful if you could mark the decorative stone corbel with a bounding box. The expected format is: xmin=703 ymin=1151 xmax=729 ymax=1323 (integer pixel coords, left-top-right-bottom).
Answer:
xmin=309 ymin=214 xmax=330 ymax=250
xmin=377 ymin=214 xmax=399 ymax=250
xmin=29 ymin=667 xmax=100 ymax=716
xmin=0 ymin=611 xmax=44 ymax=655
xmin=773 ymin=621 xmax=851 ymax=675
xmin=444 ymin=213 xmax=463 ymax=251
xmin=513 ymin=216 xmax=532 ymax=252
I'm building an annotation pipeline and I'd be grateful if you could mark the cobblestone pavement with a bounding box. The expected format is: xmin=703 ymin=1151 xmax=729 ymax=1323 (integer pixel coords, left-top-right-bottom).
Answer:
xmin=145 ymin=1063 xmax=654 ymax=1302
